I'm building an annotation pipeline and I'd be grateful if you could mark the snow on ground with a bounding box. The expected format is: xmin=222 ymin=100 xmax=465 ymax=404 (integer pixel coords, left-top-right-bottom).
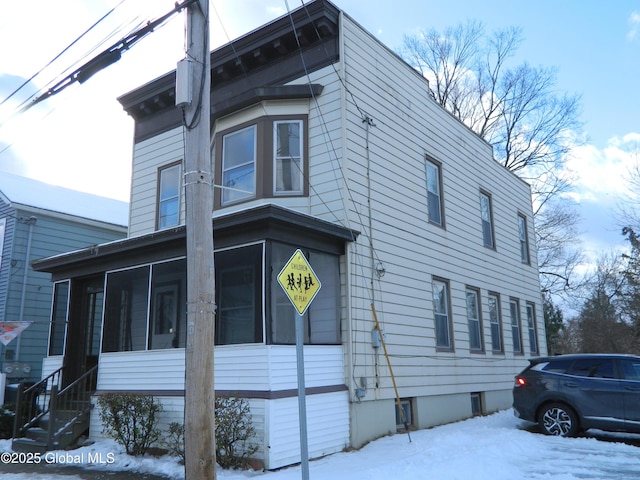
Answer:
xmin=1 ymin=410 xmax=639 ymax=479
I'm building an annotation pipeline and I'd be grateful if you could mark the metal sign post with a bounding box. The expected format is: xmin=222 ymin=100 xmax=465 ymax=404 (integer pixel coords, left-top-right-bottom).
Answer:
xmin=295 ymin=311 xmax=309 ymax=480
xmin=277 ymin=249 xmax=322 ymax=480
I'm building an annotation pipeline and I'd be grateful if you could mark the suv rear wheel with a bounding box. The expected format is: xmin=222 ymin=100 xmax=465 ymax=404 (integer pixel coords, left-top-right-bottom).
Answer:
xmin=538 ymin=403 xmax=579 ymax=437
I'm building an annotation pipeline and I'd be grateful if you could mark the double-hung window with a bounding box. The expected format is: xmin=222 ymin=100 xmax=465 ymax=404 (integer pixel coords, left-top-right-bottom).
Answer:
xmin=215 ymin=115 xmax=308 ymax=208
xmin=432 ymin=278 xmax=453 ymax=350
xmin=425 ymin=158 xmax=444 ymax=226
xmin=466 ymin=288 xmax=484 ymax=352
xmin=274 ymin=120 xmax=303 ymax=195
xmin=526 ymin=302 xmax=539 ymax=354
xmin=157 ymin=163 xmax=181 ymax=229
xmin=488 ymin=293 xmax=503 ymax=353
xmin=480 ymin=191 xmax=495 ymax=248
xmin=510 ymin=298 xmax=523 ymax=354
xmin=222 ymin=125 xmax=257 ymax=204
xmin=518 ymin=214 xmax=530 ymax=264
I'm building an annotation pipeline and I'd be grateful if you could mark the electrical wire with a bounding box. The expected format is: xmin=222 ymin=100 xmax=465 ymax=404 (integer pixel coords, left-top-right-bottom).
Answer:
xmin=14 ymin=0 xmax=196 ymax=116
xmin=0 ymin=0 xmax=128 ymax=109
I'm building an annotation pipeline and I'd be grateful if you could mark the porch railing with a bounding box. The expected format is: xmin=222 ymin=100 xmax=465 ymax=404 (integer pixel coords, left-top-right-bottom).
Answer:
xmin=13 ymin=366 xmax=63 ymax=438
xmin=13 ymin=365 xmax=97 ymax=449
xmin=46 ymin=365 xmax=97 ymax=448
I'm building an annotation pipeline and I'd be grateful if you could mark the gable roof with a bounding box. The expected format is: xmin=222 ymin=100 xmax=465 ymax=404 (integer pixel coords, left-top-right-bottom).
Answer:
xmin=0 ymin=171 xmax=128 ymax=227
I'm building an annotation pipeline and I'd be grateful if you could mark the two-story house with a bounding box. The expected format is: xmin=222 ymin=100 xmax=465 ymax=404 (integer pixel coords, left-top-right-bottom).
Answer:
xmin=26 ymin=0 xmax=545 ymax=469
xmin=0 ymin=172 xmax=127 ymax=389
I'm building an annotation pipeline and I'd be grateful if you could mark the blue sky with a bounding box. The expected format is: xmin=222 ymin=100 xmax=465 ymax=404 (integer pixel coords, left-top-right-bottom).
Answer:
xmin=0 ymin=0 xmax=638 ymax=265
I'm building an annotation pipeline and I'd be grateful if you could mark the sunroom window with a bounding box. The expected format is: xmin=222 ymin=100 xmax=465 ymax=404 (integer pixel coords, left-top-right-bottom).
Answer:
xmin=215 ymin=244 xmax=264 ymax=345
xmin=270 ymin=243 xmax=340 ymax=345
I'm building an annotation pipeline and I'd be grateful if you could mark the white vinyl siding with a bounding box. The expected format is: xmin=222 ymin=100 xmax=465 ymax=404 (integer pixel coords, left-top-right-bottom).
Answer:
xmin=129 ymin=127 xmax=184 ymax=237
xmin=94 ymin=345 xmax=347 ymax=470
xmin=340 ymin=14 xmax=544 ymax=402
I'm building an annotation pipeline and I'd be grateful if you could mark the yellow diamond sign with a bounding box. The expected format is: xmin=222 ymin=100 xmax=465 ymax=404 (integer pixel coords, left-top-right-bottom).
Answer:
xmin=277 ymin=249 xmax=322 ymax=315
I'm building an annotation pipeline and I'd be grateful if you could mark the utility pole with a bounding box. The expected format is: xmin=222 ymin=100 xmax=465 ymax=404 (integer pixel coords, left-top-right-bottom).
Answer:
xmin=183 ymin=0 xmax=215 ymax=479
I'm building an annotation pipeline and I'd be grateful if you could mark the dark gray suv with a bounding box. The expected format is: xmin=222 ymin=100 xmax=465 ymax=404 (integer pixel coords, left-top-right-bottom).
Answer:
xmin=513 ymin=353 xmax=640 ymax=436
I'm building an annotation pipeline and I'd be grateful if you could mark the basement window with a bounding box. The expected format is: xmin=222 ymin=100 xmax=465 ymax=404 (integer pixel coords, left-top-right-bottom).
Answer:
xmin=471 ymin=392 xmax=483 ymax=416
xmin=395 ymin=399 xmax=413 ymax=430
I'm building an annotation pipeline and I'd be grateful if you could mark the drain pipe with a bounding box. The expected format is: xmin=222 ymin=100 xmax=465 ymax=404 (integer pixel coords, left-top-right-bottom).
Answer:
xmin=16 ymin=216 xmax=37 ymax=361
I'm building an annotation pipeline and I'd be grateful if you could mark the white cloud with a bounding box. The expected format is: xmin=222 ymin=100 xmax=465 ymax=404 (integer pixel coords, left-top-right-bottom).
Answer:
xmin=0 ymin=1 xmax=290 ymax=201
xmin=628 ymin=11 xmax=640 ymax=41
xmin=563 ymin=134 xmax=639 ymax=204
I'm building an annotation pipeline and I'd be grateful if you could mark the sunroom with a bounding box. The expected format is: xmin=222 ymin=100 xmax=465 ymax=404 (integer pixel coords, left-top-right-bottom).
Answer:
xmin=32 ymin=204 xmax=357 ymax=468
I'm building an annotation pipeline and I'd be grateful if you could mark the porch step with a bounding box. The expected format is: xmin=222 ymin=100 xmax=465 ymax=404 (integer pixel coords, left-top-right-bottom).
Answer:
xmin=11 ymin=437 xmax=49 ymax=454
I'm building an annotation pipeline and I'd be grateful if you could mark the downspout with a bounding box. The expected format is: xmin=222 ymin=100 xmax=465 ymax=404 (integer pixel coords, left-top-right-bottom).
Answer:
xmin=16 ymin=216 xmax=37 ymax=361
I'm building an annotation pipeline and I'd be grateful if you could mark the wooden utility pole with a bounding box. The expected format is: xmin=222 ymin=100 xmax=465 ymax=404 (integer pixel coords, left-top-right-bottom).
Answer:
xmin=183 ymin=0 xmax=215 ymax=479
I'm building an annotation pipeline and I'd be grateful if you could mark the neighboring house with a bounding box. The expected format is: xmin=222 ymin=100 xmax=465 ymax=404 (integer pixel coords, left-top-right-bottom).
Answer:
xmin=28 ymin=0 xmax=545 ymax=469
xmin=0 ymin=172 xmax=127 ymax=386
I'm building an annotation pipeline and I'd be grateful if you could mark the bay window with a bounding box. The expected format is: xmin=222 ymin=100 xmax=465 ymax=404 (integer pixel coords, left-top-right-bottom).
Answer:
xmin=214 ymin=115 xmax=308 ymax=207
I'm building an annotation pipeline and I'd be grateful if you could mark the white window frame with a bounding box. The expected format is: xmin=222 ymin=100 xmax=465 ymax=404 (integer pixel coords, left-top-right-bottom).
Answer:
xmin=488 ymin=293 xmax=503 ymax=353
xmin=480 ymin=191 xmax=495 ymax=248
xmin=425 ymin=158 xmax=443 ymax=226
xmin=518 ymin=214 xmax=530 ymax=264
xmin=465 ymin=288 xmax=484 ymax=352
xmin=273 ymin=120 xmax=304 ymax=195
xmin=432 ymin=278 xmax=453 ymax=350
xmin=157 ymin=163 xmax=181 ymax=229
xmin=510 ymin=298 xmax=523 ymax=354
xmin=526 ymin=302 xmax=539 ymax=354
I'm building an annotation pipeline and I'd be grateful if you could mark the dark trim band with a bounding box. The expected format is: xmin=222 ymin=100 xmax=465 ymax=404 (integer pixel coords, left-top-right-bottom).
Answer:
xmin=94 ymin=384 xmax=348 ymax=399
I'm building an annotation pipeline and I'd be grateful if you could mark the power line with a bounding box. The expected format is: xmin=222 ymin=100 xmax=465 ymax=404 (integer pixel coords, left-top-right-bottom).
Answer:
xmin=15 ymin=0 xmax=197 ymax=116
xmin=0 ymin=0 xmax=127 ymax=109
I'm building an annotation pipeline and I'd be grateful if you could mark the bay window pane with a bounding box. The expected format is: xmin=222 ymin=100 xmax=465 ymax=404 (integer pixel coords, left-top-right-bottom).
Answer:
xmin=222 ymin=125 xmax=256 ymax=203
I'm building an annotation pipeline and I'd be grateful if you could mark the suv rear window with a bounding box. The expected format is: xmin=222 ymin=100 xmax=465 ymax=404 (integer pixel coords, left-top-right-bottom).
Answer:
xmin=540 ymin=358 xmax=572 ymax=373
xmin=621 ymin=359 xmax=640 ymax=380
xmin=568 ymin=358 xmax=616 ymax=379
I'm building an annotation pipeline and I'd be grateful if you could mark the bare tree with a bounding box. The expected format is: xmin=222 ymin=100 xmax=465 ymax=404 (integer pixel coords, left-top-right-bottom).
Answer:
xmin=535 ymin=198 xmax=584 ymax=295
xmin=401 ymin=21 xmax=584 ymax=296
xmin=617 ymin=139 xmax=640 ymax=230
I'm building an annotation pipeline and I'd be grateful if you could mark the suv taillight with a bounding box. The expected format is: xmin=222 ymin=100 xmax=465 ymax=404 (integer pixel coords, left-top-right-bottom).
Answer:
xmin=514 ymin=376 xmax=527 ymax=387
